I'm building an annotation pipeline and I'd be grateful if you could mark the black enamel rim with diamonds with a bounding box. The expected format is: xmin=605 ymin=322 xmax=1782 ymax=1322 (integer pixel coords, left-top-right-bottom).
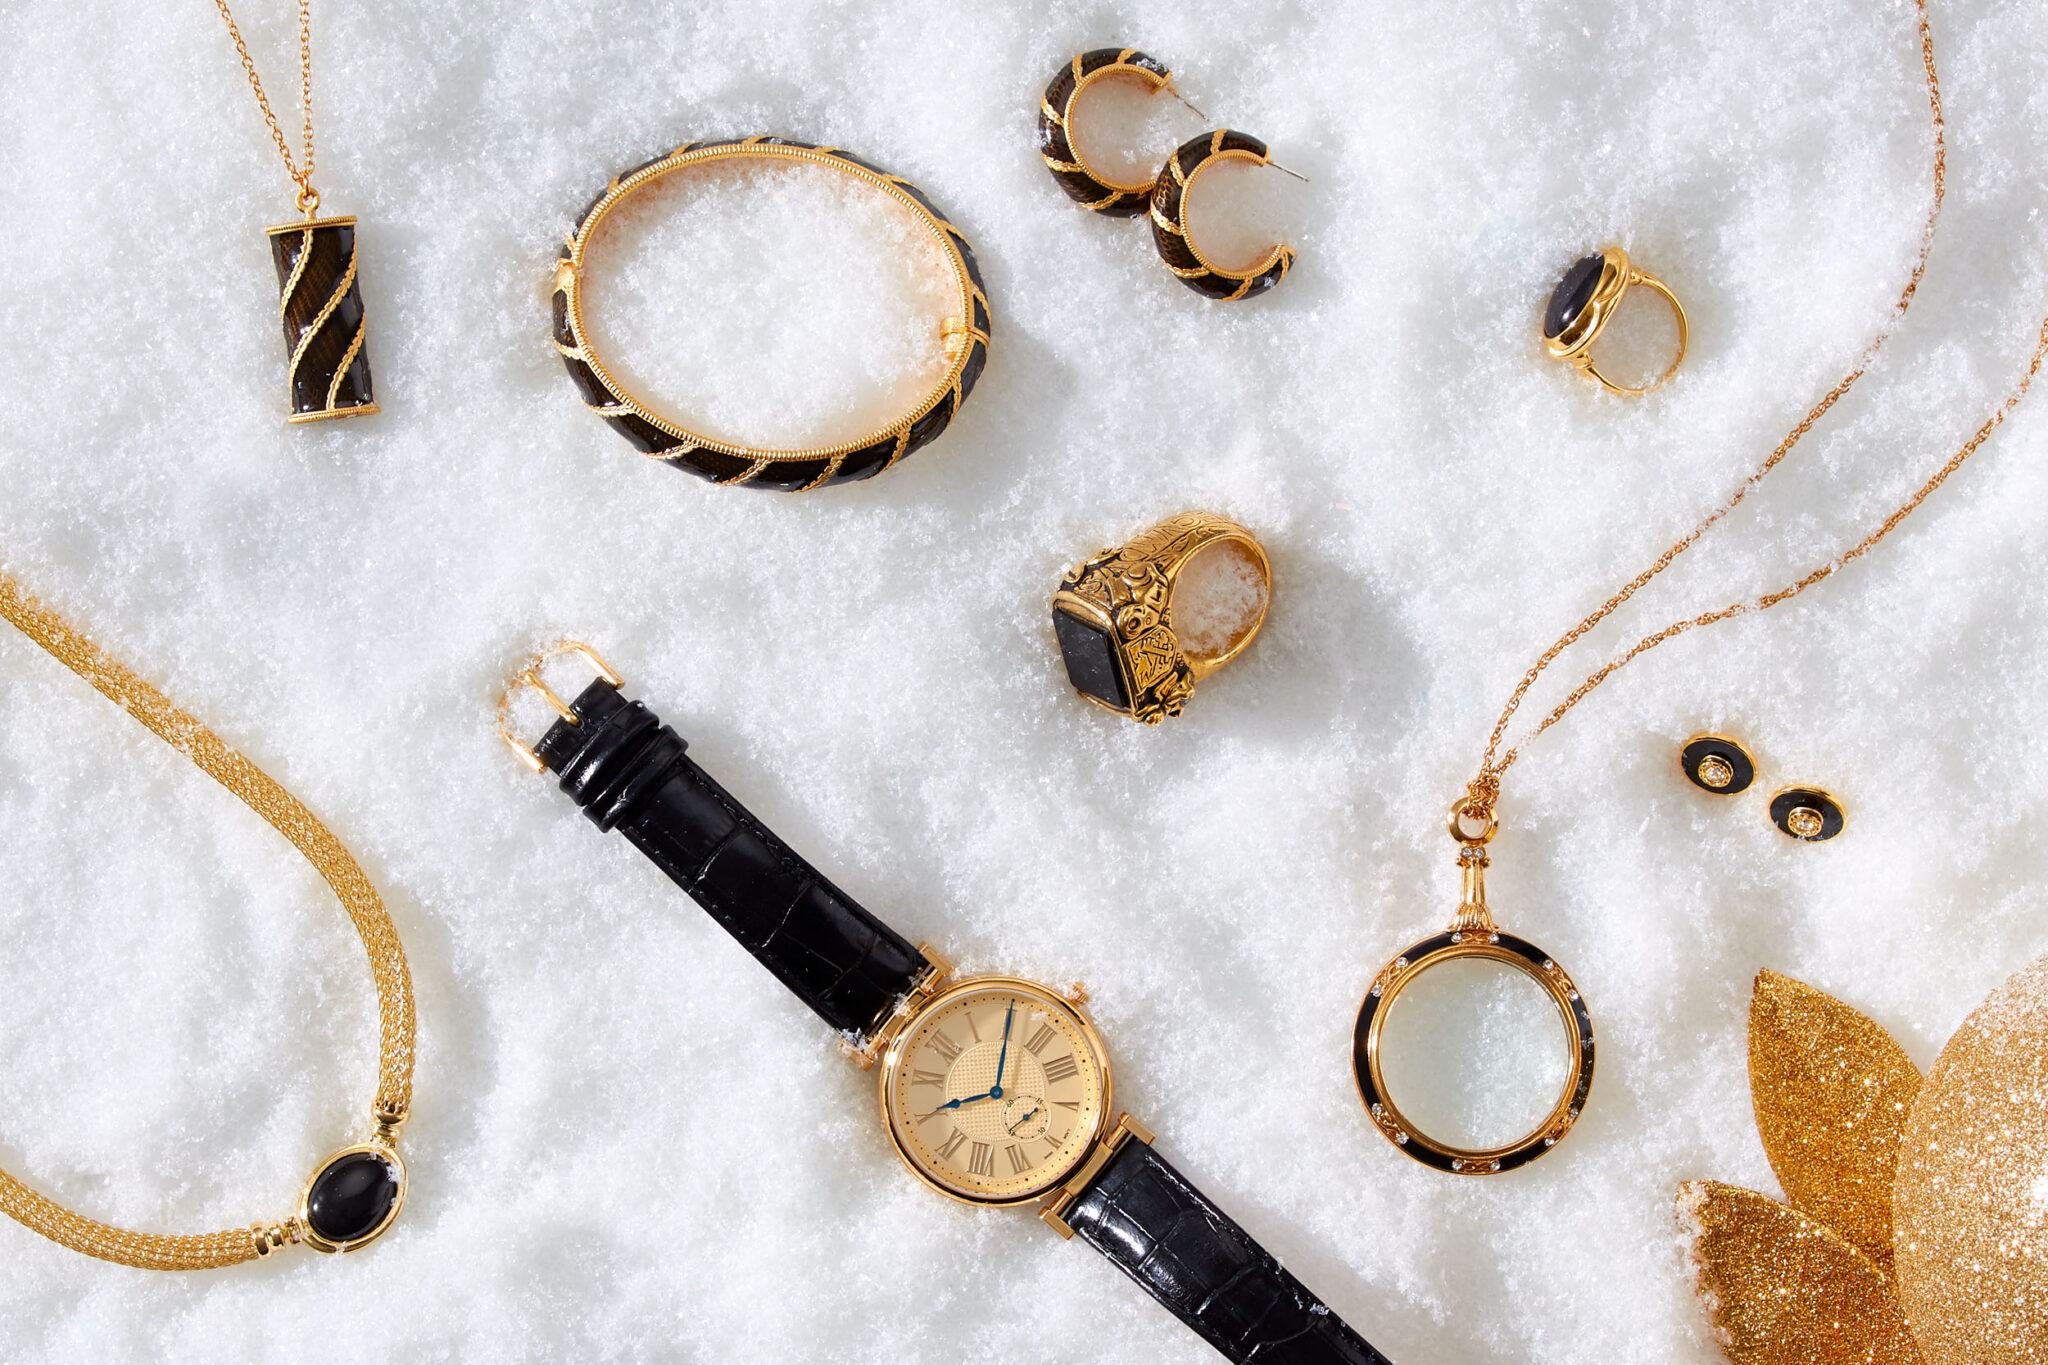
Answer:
xmin=1681 ymin=734 xmax=1756 ymax=795
xmin=552 ymin=136 xmax=991 ymax=491
xmin=1769 ymin=786 xmax=1845 ymax=841
xmin=1353 ymin=929 xmax=1596 ymax=1175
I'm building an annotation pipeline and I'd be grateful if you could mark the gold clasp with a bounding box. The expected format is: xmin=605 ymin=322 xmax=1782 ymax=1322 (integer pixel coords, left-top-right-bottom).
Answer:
xmin=496 ymin=641 xmax=623 ymax=773
xmin=939 ymin=313 xmax=988 ymax=358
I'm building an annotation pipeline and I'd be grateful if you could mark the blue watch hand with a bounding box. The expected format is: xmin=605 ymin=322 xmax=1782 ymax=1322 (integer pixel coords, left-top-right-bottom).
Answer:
xmin=932 ymin=1089 xmax=994 ymax=1112
xmin=990 ymin=1000 xmax=1015 ymax=1100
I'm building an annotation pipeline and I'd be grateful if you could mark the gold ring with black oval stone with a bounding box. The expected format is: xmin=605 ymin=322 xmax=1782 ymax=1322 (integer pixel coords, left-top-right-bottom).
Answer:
xmin=1770 ymin=785 xmax=1845 ymax=842
xmin=1681 ymin=733 xmax=1756 ymax=795
xmin=550 ymin=136 xmax=990 ymax=491
xmin=1541 ymin=245 xmax=1688 ymax=396
xmin=1038 ymin=48 xmax=1182 ymax=216
xmin=1051 ymin=511 xmax=1270 ymax=724
xmin=1148 ymin=130 xmax=1297 ymax=301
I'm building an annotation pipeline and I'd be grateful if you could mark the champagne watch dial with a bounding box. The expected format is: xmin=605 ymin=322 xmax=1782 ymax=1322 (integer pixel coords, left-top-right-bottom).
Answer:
xmin=881 ymin=977 xmax=1111 ymax=1204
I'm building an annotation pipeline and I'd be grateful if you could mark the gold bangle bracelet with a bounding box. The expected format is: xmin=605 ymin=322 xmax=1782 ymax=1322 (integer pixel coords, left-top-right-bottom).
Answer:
xmin=551 ymin=136 xmax=992 ymax=492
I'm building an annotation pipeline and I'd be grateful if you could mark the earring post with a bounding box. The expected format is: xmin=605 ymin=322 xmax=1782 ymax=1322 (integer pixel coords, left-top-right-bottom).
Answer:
xmin=1267 ymin=159 xmax=1309 ymax=184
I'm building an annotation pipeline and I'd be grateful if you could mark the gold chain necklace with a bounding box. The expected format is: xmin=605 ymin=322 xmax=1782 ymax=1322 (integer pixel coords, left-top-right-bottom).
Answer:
xmin=211 ymin=0 xmax=379 ymax=424
xmin=1354 ymin=0 xmax=2048 ymax=1175
xmin=0 ymin=569 xmax=415 ymax=1266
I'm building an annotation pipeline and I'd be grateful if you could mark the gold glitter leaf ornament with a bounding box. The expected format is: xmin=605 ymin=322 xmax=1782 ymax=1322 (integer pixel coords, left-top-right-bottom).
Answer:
xmin=1750 ymin=970 xmax=1923 ymax=1264
xmin=1892 ymin=954 xmax=2048 ymax=1365
xmin=1682 ymin=1180 xmax=1922 ymax=1365
xmin=1684 ymin=964 xmax=2048 ymax=1365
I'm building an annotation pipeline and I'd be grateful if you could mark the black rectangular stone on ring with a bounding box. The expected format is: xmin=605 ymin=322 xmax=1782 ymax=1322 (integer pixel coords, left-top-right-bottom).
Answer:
xmin=1051 ymin=511 xmax=1270 ymax=725
xmin=267 ymin=215 xmax=377 ymax=423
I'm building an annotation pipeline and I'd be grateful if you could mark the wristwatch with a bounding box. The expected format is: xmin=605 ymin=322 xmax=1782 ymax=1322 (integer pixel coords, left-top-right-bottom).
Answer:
xmin=498 ymin=645 xmax=1390 ymax=1365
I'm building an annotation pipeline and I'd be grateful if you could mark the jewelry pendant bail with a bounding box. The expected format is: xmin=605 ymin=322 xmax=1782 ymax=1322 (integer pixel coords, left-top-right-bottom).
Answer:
xmin=371 ymin=1102 xmax=406 ymax=1148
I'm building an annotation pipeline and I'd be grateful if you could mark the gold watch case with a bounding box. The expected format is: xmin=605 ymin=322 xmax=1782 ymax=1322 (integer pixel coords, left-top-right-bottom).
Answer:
xmin=877 ymin=974 xmax=1113 ymax=1207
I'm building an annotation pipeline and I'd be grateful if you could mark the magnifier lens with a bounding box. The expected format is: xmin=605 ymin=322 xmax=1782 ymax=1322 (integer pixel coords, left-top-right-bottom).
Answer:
xmin=1375 ymin=956 xmax=1572 ymax=1151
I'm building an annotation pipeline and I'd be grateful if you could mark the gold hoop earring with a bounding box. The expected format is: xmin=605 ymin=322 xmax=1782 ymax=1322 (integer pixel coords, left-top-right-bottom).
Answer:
xmin=551 ymin=136 xmax=991 ymax=491
xmin=1148 ymin=130 xmax=1298 ymax=301
xmin=1037 ymin=48 xmax=1201 ymax=216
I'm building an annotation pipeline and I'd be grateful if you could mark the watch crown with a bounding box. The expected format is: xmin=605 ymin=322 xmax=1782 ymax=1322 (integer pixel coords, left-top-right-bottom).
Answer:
xmin=1065 ymin=981 xmax=1090 ymax=1006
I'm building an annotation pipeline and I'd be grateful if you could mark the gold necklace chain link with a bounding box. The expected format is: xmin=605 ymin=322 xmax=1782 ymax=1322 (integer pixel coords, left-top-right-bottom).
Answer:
xmin=1460 ymin=0 xmax=2040 ymax=822
xmin=212 ymin=0 xmax=320 ymax=213
xmin=0 ymin=569 xmax=415 ymax=1269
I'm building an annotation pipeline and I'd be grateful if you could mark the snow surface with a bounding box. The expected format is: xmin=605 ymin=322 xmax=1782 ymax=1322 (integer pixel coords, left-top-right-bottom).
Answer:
xmin=1 ymin=1 xmax=2045 ymax=1361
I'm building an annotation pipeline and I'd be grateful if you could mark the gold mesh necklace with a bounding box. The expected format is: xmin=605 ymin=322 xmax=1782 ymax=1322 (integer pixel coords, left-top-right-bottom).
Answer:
xmin=1353 ymin=0 xmax=2048 ymax=1174
xmin=211 ymin=0 xmax=380 ymax=423
xmin=0 ymin=568 xmax=415 ymax=1266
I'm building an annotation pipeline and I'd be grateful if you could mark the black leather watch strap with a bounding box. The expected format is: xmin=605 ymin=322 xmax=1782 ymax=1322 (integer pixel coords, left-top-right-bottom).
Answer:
xmin=1066 ymin=1138 xmax=1389 ymax=1365
xmin=533 ymin=679 xmax=929 ymax=1038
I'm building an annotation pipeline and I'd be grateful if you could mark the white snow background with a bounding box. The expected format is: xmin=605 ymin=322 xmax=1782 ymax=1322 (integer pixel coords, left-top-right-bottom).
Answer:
xmin=1 ymin=0 xmax=2045 ymax=1361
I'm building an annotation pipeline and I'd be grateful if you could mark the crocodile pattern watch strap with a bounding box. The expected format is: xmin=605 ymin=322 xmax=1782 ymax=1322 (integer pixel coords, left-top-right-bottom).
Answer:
xmin=533 ymin=679 xmax=929 ymax=1038
xmin=1066 ymin=1139 xmax=1389 ymax=1365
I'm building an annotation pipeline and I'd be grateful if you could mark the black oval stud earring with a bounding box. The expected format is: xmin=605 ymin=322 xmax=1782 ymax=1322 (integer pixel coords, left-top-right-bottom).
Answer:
xmin=1037 ymin=49 xmax=1205 ymax=217
xmin=1681 ymin=734 xmax=1756 ymax=795
xmin=1148 ymin=130 xmax=1302 ymax=301
xmin=1769 ymin=786 xmax=1846 ymax=842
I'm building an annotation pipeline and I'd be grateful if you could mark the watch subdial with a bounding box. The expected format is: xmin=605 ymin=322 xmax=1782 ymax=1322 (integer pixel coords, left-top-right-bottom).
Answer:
xmin=1001 ymin=1095 xmax=1050 ymax=1141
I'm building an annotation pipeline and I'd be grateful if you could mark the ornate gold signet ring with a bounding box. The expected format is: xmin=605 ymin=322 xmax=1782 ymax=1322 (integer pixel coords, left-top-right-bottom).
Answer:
xmin=1051 ymin=511 xmax=1271 ymax=724
xmin=1541 ymin=246 xmax=1688 ymax=396
xmin=550 ymin=137 xmax=990 ymax=491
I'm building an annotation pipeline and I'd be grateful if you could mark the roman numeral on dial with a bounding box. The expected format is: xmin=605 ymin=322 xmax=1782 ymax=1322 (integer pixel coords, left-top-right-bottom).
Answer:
xmin=929 ymin=1030 xmax=962 ymax=1063
xmin=1053 ymin=1099 xmax=1081 ymax=1111
xmin=967 ymin=1142 xmax=994 ymax=1177
xmin=1042 ymin=1055 xmax=1079 ymax=1084
xmin=1024 ymin=1022 xmax=1057 ymax=1056
xmin=910 ymin=1069 xmax=945 ymax=1088
xmin=1005 ymin=1144 xmax=1030 ymax=1174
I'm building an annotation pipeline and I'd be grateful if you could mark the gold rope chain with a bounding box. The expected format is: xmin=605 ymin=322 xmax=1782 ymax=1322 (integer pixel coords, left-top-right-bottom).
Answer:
xmin=1462 ymin=0 xmax=2048 ymax=822
xmin=212 ymin=0 xmax=321 ymax=213
xmin=0 ymin=569 xmax=415 ymax=1269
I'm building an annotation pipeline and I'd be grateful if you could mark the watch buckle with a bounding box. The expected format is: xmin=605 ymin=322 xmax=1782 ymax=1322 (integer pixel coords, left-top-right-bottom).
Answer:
xmin=496 ymin=640 xmax=623 ymax=773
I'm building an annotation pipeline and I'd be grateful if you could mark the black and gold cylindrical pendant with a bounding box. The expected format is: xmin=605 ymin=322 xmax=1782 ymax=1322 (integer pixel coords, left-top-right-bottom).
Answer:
xmin=266 ymin=215 xmax=377 ymax=423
